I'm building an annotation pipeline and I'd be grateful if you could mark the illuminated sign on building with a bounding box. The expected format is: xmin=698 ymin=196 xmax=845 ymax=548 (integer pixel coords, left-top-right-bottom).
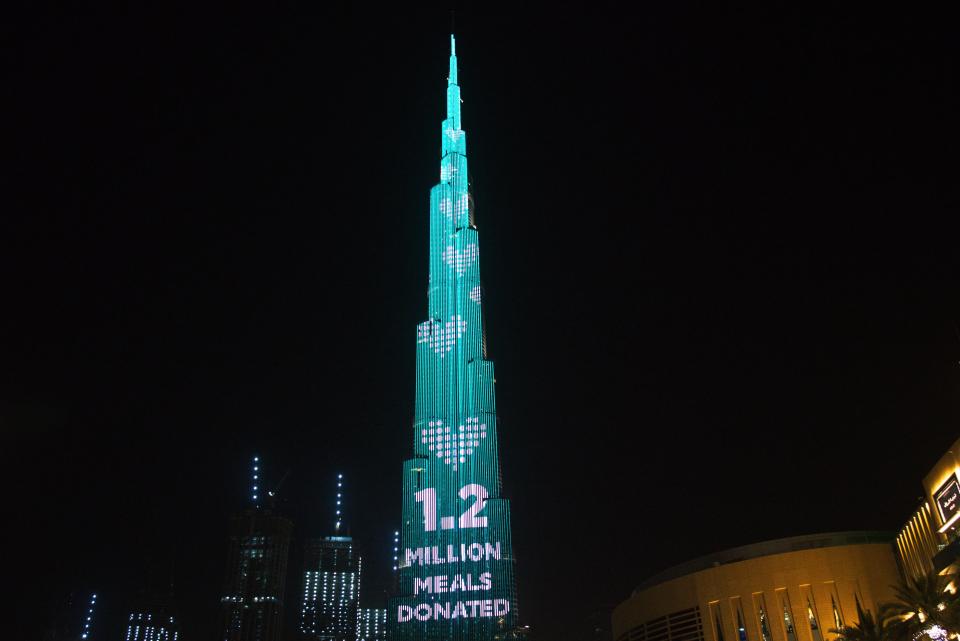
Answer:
xmin=390 ymin=34 xmax=520 ymax=641
xmin=935 ymin=474 xmax=960 ymax=529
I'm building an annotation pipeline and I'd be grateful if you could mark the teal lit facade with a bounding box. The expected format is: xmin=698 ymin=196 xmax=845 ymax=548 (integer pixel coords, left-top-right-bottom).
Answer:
xmin=390 ymin=35 xmax=519 ymax=641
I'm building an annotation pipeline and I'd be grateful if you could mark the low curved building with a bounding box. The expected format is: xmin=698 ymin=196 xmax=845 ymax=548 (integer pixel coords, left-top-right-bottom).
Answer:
xmin=613 ymin=532 xmax=900 ymax=641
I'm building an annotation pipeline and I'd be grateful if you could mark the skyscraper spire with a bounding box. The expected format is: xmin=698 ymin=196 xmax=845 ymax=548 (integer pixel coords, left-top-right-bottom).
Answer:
xmin=448 ymin=34 xmax=457 ymax=85
xmin=443 ymin=35 xmax=463 ymax=155
xmin=80 ymin=592 xmax=97 ymax=639
xmin=251 ymin=455 xmax=260 ymax=507
xmin=334 ymin=473 xmax=343 ymax=532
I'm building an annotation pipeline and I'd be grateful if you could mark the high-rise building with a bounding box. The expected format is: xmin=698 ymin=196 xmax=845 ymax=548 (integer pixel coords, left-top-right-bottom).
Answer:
xmin=42 ymin=592 xmax=77 ymax=641
xmin=300 ymin=536 xmax=362 ymax=640
xmin=123 ymin=553 xmax=182 ymax=641
xmin=300 ymin=474 xmax=363 ymax=641
xmin=391 ymin=34 xmax=520 ymax=641
xmin=124 ymin=608 xmax=180 ymax=641
xmin=358 ymin=607 xmax=388 ymax=641
xmin=123 ymin=582 xmax=181 ymax=641
xmin=219 ymin=456 xmax=293 ymax=641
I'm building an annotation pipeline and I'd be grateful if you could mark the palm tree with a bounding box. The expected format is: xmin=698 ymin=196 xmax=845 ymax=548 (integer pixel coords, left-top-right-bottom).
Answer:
xmin=881 ymin=571 xmax=958 ymax=641
xmin=831 ymin=598 xmax=890 ymax=641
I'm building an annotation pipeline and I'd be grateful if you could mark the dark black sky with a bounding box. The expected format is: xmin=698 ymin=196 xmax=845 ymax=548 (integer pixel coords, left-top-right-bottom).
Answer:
xmin=4 ymin=6 xmax=959 ymax=641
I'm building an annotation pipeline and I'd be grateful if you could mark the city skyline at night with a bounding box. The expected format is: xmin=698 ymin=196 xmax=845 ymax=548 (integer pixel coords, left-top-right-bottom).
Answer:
xmin=392 ymin=34 xmax=519 ymax=641
xmin=8 ymin=9 xmax=958 ymax=641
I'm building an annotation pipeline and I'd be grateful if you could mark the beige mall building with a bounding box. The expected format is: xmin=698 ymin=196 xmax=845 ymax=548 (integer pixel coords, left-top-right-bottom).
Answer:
xmin=612 ymin=532 xmax=900 ymax=641
xmin=614 ymin=436 xmax=960 ymax=641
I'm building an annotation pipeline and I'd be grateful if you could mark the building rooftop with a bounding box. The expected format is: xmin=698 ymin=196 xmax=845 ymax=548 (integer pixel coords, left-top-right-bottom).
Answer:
xmin=633 ymin=531 xmax=894 ymax=594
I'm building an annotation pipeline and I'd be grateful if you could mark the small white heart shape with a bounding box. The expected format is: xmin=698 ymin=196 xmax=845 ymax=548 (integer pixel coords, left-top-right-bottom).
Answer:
xmin=420 ymin=417 xmax=488 ymax=470
xmin=443 ymin=244 xmax=478 ymax=275
xmin=417 ymin=316 xmax=467 ymax=356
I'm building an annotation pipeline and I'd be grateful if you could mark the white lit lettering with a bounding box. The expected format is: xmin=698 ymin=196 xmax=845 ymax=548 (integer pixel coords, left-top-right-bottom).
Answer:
xmin=395 ymin=599 xmax=510 ymax=622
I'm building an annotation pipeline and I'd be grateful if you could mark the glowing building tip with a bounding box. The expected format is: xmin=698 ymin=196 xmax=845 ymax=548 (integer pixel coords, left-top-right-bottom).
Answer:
xmin=451 ymin=34 xmax=456 ymax=55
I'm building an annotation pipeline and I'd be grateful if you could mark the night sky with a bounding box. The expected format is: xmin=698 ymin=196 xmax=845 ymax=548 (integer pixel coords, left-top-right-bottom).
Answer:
xmin=5 ymin=7 xmax=958 ymax=641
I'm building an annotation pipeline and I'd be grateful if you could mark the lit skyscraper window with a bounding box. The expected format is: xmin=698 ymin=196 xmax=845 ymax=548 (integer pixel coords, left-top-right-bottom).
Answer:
xmin=300 ymin=536 xmax=362 ymax=641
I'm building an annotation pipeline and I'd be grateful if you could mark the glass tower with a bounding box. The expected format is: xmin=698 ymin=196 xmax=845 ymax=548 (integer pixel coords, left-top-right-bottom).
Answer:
xmin=391 ymin=34 xmax=520 ymax=641
xmin=219 ymin=513 xmax=293 ymax=641
xmin=219 ymin=459 xmax=293 ymax=641
xmin=300 ymin=536 xmax=362 ymax=641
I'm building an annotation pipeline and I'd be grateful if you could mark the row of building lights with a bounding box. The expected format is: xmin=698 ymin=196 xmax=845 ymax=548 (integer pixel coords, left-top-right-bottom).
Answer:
xmin=82 ymin=463 xmax=396 ymax=640
xmin=335 ymin=473 xmax=343 ymax=531
xmin=251 ymin=456 xmax=260 ymax=505
xmin=393 ymin=530 xmax=400 ymax=571
xmin=81 ymin=593 xmax=97 ymax=639
xmin=124 ymin=612 xmax=179 ymax=641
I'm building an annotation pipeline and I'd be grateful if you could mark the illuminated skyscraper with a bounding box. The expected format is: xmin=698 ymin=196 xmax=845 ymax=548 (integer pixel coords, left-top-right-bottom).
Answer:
xmin=301 ymin=475 xmax=362 ymax=641
xmin=358 ymin=607 xmax=388 ymax=641
xmin=300 ymin=536 xmax=362 ymax=641
xmin=219 ymin=456 xmax=293 ymax=641
xmin=391 ymin=34 xmax=520 ymax=641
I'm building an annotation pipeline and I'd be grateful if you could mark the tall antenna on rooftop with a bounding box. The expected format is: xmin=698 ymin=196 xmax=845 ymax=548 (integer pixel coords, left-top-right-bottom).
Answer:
xmin=392 ymin=529 xmax=400 ymax=572
xmin=334 ymin=473 xmax=344 ymax=532
xmin=251 ymin=455 xmax=260 ymax=508
xmin=80 ymin=592 xmax=97 ymax=639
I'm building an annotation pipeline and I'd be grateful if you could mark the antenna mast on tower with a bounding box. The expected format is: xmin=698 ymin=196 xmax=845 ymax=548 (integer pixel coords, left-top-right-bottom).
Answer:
xmin=334 ymin=473 xmax=343 ymax=532
xmin=251 ymin=455 xmax=260 ymax=508
xmin=80 ymin=592 xmax=97 ymax=639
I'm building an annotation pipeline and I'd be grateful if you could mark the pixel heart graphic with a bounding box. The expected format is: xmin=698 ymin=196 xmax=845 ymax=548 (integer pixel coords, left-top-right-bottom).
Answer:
xmin=439 ymin=197 xmax=452 ymax=219
xmin=439 ymin=194 xmax=467 ymax=221
xmin=421 ymin=417 xmax=488 ymax=471
xmin=417 ymin=316 xmax=467 ymax=356
xmin=441 ymin=162 xmax=459 ymax=182
xmin=454 ymin=193 xmax=469 ymax=217
xmin=443 ymin=244 xmax=478 ymax=275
